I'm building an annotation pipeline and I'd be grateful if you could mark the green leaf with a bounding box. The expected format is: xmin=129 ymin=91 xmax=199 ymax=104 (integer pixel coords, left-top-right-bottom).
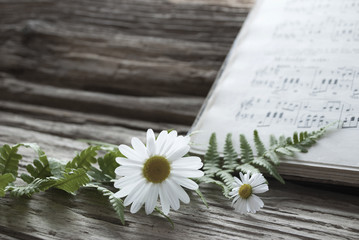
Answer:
xmin=53 ymin=168 xmax=90 ymax=194
xmin=21 ymin=155 xmax=52 ymax=184
xmin=269 ymin=135 xmax=278 ymax=146
xmin=203 ymin=133 xmax=221 ymax=176
xmin=0 ymin=173 xmax=16 ymax=197
xmin=265 ymin=151 xmax=280 ymax=165
xmin=216 ymin=170 xmax=235 ymax=189
xmin=0 ymin=144 xmax=22 ymax=176
xmin=87 ymin=184 xmax=125 ymax=225
xmin=198 ymin=176 xmax=230 ymax=198
xmin=253 ymin=157 xmax=284 ymax=184
xmin=276 ymin=147 xmax=293 ymax=156
xmin=239 ymin=134 xmax=254 ymax=163
xmin=66 ymin=146 xmax=100 ymax=171
xmin=285 ymin=146 xmax=301 ymax=152
xmin=48 ymin=158 xmax=66 ymax=178
xmin=253 ymin=130 xmax=266 ymax=156
xmin=98 ymin=150 xmax=122 ymax=179
xmin=195 ymin=188 xmax=208 ymax=208
xmin=154 ymin=207 xmax=174 ymax=228
xmin=6 ymin=178 xmax=56 ymax=197
xmin=235 ymin=163 xmax=260 ymax=174
xmin=223 ymin=134 xmax=238 ymax=171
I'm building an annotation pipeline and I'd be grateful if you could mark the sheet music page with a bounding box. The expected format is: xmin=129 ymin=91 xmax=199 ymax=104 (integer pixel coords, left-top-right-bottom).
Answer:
xmin=191 ymin=0 xmax=359 ymax=171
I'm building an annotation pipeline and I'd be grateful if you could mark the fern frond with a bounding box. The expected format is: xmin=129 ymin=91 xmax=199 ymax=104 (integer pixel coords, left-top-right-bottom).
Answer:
xmin=21 ymin=155 xmax=52 ymax=184
xmin=252 ymin=157 xmax=284 ymax=184
xmin=223 ymin=134 xmax=238 ymax=172
xmin=66 ymin=146 xmax=100 ymax=171
xmin=269 ymin=135 xmax=278 ymax=146
xmin=6 ymin=178 xmax=56 ymax=197
xmin=235 ymin=163 xmax=260 ymax=174
xmin=203 ymin=133 xmax=221 ymax=177
xmin=0 ymin=144 xmax=22 ymax=176
xmin=98 ymin=150 xmax=122 ymax=179
xmin=264 ymin=150 xmax=280 ymax=165
xmin=53 ymin=169 xmax=90 ymax=194
xmin=48 ymin=158 xmax=66 ymax=178
xmin=216 ymin=170 xmax=235 ymax=189
xmin=198 ymin=176 xmax=230 ymax=198
xmin=253 ymin=130 xmax=266 ymax=156
xmin=0 ymin=173 xmax=16 ymax=197
xmin=239 ymin=134 xmax=254 ymax=163
xmin=87 ymin=184 xmax=125 ymax=225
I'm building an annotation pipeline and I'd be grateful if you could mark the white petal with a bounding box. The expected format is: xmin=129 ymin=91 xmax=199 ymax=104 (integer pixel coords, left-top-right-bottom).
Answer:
xmin=251 ymin=194 xmax=264 ymax=208
xmin=171 ymin=156 xmax=203 ymax=170
xmin=118 ymin=145 xmax=145 ymax=162
xmin=171 ymin=176 xmax=199 ymax=190
xmin=155 ymin=131 xmax=168 ymax=155
xmin=234 ymin=176 xmax=243 ymax=186
xmin=252 ymin=184 xmax=269 ymax=194
xmin=167 ymin=145 xmax=190 ymax=162
xmin=171 ymin=169 xmax=204 ymax=178
xmin=166 ymin=135 xmax=189 ymax=156
xmin=114 ymin=174 xmax=142 ymax=189
xmin=116 ymin=157 xmax=142 ymax=167
xmin=249 ymin=173 xmax=267 ymax=188
xmin=162 ymin=181 xmax=180 ymax=210
xmin=115 ymin=165 xmax=142 ymax=176
xmin=159 ymin=131 xmax=177 ymax=156
xmin=131 ymin=137 xmax=148 ymax=159
xmin=114 ymin=180 xmax=141 ymax=199
xmin=124 ymin=179 xmax=147 ymax=206
xmin=145 ymin=184 xmax=159 ymax=215
xmin=239 ymin=172 xmax=245 ymax=183
xmin=130 ymin=184 xmax=151 ymax=213
xmin=231 ymin=195 xmax=239 ymax=207
xmin=234 ymin=198 xmax=247 ymax=214
xmin=167 ymin=178 xmax=190 ymax=204
xmin=159 ymin=184 xmax=170 ymax=215
xmin=146 ymin=129 xmax=156 ymax=156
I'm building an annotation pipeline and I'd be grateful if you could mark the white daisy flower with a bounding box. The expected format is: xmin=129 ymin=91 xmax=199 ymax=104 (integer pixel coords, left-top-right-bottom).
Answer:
xmin=114 ymin=129 xmax=204 ymax=215
xmin=229 ymin=172 xmax=269 ymax=214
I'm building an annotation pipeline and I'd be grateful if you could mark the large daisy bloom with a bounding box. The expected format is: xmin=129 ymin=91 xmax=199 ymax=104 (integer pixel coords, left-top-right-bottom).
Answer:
xmin=229 ymin=172 xmax=269 ymax=214
xmin=114 ymin=129 xmax=204 ymax=215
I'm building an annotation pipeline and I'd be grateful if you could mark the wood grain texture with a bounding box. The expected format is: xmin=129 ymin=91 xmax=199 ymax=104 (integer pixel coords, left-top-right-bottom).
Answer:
xmin=0 ymin=0 xmax=358 ymax=239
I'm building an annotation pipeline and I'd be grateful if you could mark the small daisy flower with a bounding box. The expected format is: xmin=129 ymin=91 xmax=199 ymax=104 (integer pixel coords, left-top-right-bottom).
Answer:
xmin=229 ymin=172 xmax=269 ymax=214
xmin=114 ymin=129 xmax=204 ymax=215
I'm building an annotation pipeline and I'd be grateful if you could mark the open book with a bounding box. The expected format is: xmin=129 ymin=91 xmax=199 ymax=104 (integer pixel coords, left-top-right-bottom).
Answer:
xmin=190 ymin=0 xmax=359 ymax=186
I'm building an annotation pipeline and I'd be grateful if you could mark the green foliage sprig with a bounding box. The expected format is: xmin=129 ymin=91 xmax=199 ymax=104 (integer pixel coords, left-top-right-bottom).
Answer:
xmin=0 ymin=143 xmax=126 ymax=224
xmin=199 ymin=125 xmax=331 ymax=197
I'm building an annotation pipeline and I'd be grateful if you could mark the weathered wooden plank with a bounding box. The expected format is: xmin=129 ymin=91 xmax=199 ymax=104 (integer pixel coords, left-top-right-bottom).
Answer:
xmin=0 ymin=75 xmax=203 ymax=125
xmin=0 ymin=101 xmax=190 ymax=134
xmin=0 ymin=0 xmax=251 ymax=97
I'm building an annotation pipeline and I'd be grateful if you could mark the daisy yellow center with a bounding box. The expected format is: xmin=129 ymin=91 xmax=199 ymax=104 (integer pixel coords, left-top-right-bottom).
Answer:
xmin=142 ymin=156 xmax=171 ymax=183
xmin=238 ymin=184 xmax=252 ymax=199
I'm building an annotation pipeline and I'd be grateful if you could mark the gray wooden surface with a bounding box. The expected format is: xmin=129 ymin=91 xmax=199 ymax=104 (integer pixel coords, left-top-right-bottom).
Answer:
xmin=0 ymin=0 xmax=358 ymax=239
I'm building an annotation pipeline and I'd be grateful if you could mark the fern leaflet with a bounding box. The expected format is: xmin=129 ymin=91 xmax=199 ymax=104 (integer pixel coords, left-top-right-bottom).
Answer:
xmin=53 ymin=168 xmax=90 ymax=194
xmin=66 ymin=146 xmax=100 ymax=171
xmin=0 ymin=144 xmax=22 ymax=176
xmin=0 ymin=173 xmax=16 ymax=197
xmin=87 ymin=184 xmax=125 ymax=225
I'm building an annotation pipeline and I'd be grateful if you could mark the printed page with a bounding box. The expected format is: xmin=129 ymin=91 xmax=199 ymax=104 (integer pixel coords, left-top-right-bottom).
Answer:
xmin=190 ymin=0 xmax=359 ymax=172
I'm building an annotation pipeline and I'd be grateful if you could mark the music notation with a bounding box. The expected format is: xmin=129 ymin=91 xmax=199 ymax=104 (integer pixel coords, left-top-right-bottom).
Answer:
xmin=273 ymin=18 xmax=359 ymax=42
xmin=235 ymin=98 xmax=359 ymax=129
xmin=284 ymin=0 xmax=359 ymax=14
xmin=251 ymin=66 xmax=359 ymax=97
